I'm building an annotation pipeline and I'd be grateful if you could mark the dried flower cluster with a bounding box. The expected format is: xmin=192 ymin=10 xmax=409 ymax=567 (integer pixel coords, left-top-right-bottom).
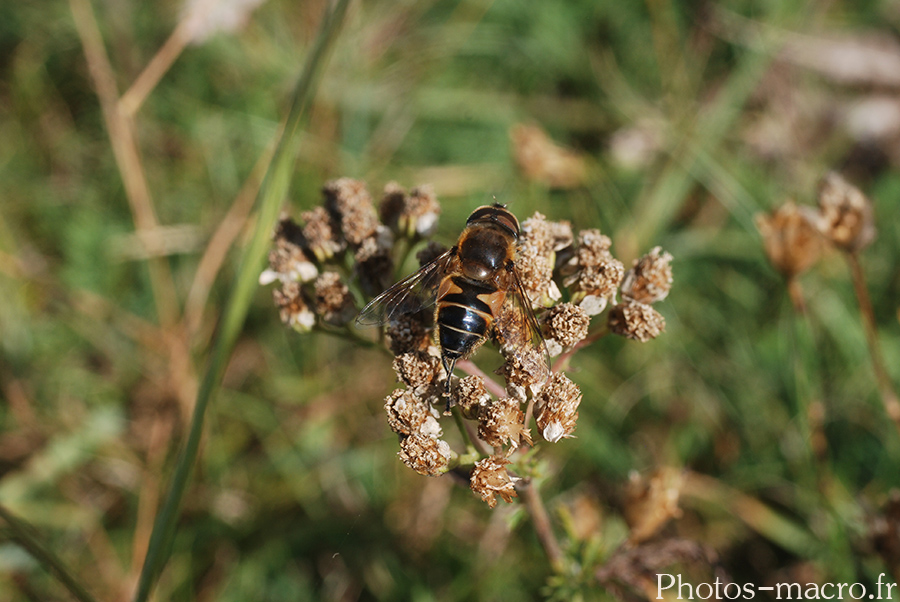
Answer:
xmin=756 ymin=171 xmax=877 ymax=274
xmin=263 ymin=178 xmax=673 ymax=507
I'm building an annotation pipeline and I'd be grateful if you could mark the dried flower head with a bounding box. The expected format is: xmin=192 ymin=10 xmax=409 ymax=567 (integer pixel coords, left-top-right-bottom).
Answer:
xmin=384 ymin=388 xmax=439 ymax=436
xmin=621 ymin=246 xmax=673 ymax=305
xmin=543 ymin=303 xmax=590 ymax=357
xmin=755 ymin=201 xmax=823 ymax=278
xmin=392 ymin=349 xmax=445 ymax=400
xmin=608 ymin=300 xmax=666 ymax=342
xmin=534 ymin=372 xmax=582 ymax=442
xmin=385 ymin=312 xmax=431 ymax=356
xmin=260 ymin=215 xmax=318 ymax=285
xmin=399 ymin=434 xmax=453 ymax=477
xmin=495 ymin=345 xmax=550 ymax=402
xmin=563 ymin=229 xmax=625 ymax=315
xmin=520 ymin=212 xmax=573 ymax=260
xmin=323 ymin=178 xmax=380 ymax=247
xmin=815 ymin=171 xmax=876 ymax=252
xmin=478 ymin=397 xmax=531 ymax=450
xmin=354 ymin=226 xmax=395 ymax=296
xmin=301 ymin=206 xmax=343 ymax=262
xmin=515 ymin=243 xmax=561 ymax=308
xmin=574 ymin=229 xmax=614 ymax=267
xmin=272 ymin=281 xmax=315 ymax=332
xmin=510 ymin=123 xmax=587 ymax=189
xmin=624 ymin=468 xmax=685 ymax=544
xmin=416 ymin=241 xmax=449 ymax=267
xmin=313 ymin=272 xmax=356 ymax=325
xmin=453 ymin=375 xmax=491 ymax=420
xmin=470 ymin=455 xmax=519 ymax=508
xmin=380 ymin=182 xmax=441 ymax=238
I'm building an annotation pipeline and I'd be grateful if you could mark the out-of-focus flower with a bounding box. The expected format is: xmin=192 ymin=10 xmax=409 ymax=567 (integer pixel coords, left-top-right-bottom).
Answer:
xmin=313 ymin=272 xmax=356 ymax=325
xmin=272 ymin=281 xmax=315 ymax=332
xmin=608 ymin=299 xmax=666 ymax=342
xmin=260 ymin=214 xmax=318 ymax=285
xmin=182 ymin=0 xmax=268 ymax=44
xmin=478 ymin=397 xmax=531 ymax=450
xmin=301 ymin=206 xmax=343 ymax=262
xmin=470 ymin=455 xmax=519 ymax=508
xmin=621 ymin=246 xmax=673 ymax=305
xmin=510 ymin=123 xmax=587 ymax=189
xmin=416 ymin=241 xmax=449 ymax=267
xmin=534 ymin=372 xmax=582 ymax=443
xmin=323 ymin=178 xmax=380 ymax=247
xmin=399 ymin=434 xmax=453 ymax=477
xmin=354 ymin=225 xmax=395 ymax=297
xmin=542 ymin=303 xmax=590 ymax=357
xmin=813 ymin=171 xmax=876 ymax=252
xmin=380 ymin=182 xmax=442 ymax=238
xmin=385 ymin=312 xmax=431 ymax=356
xmin=755 ymin=201 xmax=823 ymax=278
xmin=624 ymin=468 xmax=684 ymax=544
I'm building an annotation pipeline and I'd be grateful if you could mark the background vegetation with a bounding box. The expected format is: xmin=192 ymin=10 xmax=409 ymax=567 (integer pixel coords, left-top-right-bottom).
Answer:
xmin=2 ymin=0 xmax=900 ymax=599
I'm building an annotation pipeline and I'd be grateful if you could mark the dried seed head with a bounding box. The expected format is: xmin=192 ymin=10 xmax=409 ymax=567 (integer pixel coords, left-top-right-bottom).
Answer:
xmin=478 ymin=397 xmax=531 ymax=450
xmin=260 ymin=215 xmax=319 ymax=285
xmin=354 ymin=226 xmax=395 ymax=296
xmin=534 ymin=372 xmax=582 ymax=442
xmin=624 ymin=468 xmax=685 ymax=544
xmin=313 ymin=272 xmax=356 ymax=325
xmin=543 ymin=303 xmax=590 ymax=356
xmin=272 ymin=281 xmax=315 ymax=332
xmin=608 ymin=300 xmax=666 ymax=342
xmin=574 ymin=229 xmax=614 ymax=268
xmin=384 ymin=388 xmax=440 ymax=436
xmin=815 ymin=171 xmax=876 ymax=252
xmin=495 ymin=346 xmax=550 ymax=402
xmin=385 ymin=313 xmax=431 ymax=355
xmin=301 ymin=206 xmax=343 ymax=262
xmin=416 ymin=241 xmax=449 ymax=267
xmin=392 ymin=349 xmax=445 ymax=399
xmin=510 ymin=123 xmax=587 ymax=189
xmin=398 ymin=434 xmax=453 ymax=477
xmin=380 ymin=182 xmax=441 ymax=238
xmin=469 ymin=455 xmax=519 ymax=508
xmin=563 ymin=229 xmax=625 ymax=315
xmin=621 ymin=246 xmax=673 ymax=305
xmin=453 ymin=375 xmax=491 ymax=420
xmin=520 ymin=212 xmax=573 ymax=259
xmin=755 ymin=201 xmax=823 ymax=277
xmin=323 ymin=178 xmax=380 ymax=247
xmin=515 ymin=243 xmax=561 ymax=308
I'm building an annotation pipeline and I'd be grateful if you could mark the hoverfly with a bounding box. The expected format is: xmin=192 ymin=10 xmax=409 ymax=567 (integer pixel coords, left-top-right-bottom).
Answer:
xmin=356 ymin=204 xmax=548 ymax=397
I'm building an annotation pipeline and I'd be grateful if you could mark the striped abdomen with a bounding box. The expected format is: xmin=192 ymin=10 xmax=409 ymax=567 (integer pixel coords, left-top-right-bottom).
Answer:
xmin=436 ymin=275 xmax=506 ymax=362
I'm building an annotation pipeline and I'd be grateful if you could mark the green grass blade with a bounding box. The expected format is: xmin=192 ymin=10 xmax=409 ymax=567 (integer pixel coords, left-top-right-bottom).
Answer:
xmin=131 ymin=2 xmax=353 ymax=600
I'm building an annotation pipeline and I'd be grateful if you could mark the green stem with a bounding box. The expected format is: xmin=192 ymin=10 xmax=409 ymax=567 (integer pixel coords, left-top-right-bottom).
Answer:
xmin=131 ymin=2 xmax=352 ymax=600
xmin=0 ymin=504 xmax=99 ymax=602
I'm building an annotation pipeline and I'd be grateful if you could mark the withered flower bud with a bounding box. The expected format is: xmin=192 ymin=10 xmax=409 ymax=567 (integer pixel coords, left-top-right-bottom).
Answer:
xmin=416 ymin=241 xmax=449 ymax=267
xmin=624 ymin=468 xmax=684 ymax=544
xmin=260 ymin=215 xmax=318 ymax=285
xmin=478 ymin=397 xmax=531 ymax=450
xmin=470 ymin=455 xmax=519 ymax=508
xmin=453 ymin=375 xmax=491 ymax=420
xmin=323 ymin=178 xmax=380 ymax=247
xmin=272 ymin=281 xmax=315 ymax=332
xmin=543 ymin=303 xmax=590 ymax=356
xmin=313 ymin=272 xmax=356 ymax=325
xmin=380 ymin=182 xmax=441 ymax=238
xmin=385 ymin=312 xmax=430 ymax=356
xmin=621 ymin=246 xmax=673 ymax=305
xmin=534 ymin=372 xmax=582 ymax=443
xmin=495 ymin=346 xmax=550 ymax=402
xmin=301 ymin=206 xmax=343 ymax=262
xmin=384 ymin=388 xmax=439 ymax=436
xmin=608 ymin=299 xmax=665 ymax=342
xmin=392 ymin=349 xmax=445 ymax=400
xmin=755 ymin=201 xmax=823 ymax=278
xmin=354 ymin=226 xmax=395 ymax=296
xmin=815 ymin=171 xmax=876 ymax=252
xmin=399 ymin=434 xmax=453 ymax=477
xmin=510 ymin=123 xmax=587 ymax=190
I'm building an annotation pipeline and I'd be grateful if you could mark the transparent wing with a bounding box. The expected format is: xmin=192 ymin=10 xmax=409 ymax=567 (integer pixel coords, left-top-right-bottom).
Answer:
xmin=355 ymin=249 xmax=456 ymax=326
xmin=493 ymin=263 xmax=551 ymax=373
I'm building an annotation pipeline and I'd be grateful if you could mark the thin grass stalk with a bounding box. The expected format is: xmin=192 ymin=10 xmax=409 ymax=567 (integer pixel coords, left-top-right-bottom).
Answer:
xmin=131 ymin=2 xmax=352 ymax=600
xmin=0 ymin=504 xmax=100 ymax=602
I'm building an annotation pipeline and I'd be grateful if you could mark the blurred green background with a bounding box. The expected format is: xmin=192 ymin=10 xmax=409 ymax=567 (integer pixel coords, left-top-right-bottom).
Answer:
xmin=2 ymin=0 xmax=900 ymax=600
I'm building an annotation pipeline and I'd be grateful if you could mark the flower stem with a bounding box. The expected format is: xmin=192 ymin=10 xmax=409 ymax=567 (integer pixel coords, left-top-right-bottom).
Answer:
xmin=846 ymin=252 xmax=900 ymax=434
xmin=520 ymin=479 xmax=565 ymax=574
